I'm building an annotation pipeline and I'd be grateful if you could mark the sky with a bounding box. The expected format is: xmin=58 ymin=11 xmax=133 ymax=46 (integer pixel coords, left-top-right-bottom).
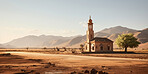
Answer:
xmin=0 ymin=0 xmax=148 ymax=43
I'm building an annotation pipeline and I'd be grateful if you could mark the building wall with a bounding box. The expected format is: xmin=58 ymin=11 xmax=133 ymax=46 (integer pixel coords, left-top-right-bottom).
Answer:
xmin=86 ymin=31 xmax=94 ymax=43
xmin=84 ymin=42 xmax=91 ymax=52
xmin=90 ymin=41 xmax=113 ymax=52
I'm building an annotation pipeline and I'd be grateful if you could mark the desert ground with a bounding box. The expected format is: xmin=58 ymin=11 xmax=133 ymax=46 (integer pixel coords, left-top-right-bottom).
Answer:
xmin=0 ymin=49 xmax=148 ymax=74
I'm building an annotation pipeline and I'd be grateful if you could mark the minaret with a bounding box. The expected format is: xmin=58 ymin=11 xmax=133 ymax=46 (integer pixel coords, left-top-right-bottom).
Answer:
xmin=86 ymin=16 xmax=94 ymax=52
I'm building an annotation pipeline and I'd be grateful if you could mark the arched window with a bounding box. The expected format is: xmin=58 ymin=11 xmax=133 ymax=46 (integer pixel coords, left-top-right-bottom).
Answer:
xmin=107 ymin=45 xmax=110 ymax=50
xmin=100 ymin=43 xmax=103 ymax=50
xmin=92 ymin=46 xmax=94 ymax=50
xmin=100 ymin=46 xmax=103 ymax=50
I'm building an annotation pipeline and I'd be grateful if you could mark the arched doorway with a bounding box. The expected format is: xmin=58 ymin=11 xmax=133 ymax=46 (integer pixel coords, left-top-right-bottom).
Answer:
xmin=91 ymin=44 xmax=94 ymax=51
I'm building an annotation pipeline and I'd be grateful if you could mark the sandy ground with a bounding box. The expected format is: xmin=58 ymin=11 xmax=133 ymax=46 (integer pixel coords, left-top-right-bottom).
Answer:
xmin=0 ymin=52 xmax=148 ymax=74
xmin=0 ymin=49 xmax=148 ymax=59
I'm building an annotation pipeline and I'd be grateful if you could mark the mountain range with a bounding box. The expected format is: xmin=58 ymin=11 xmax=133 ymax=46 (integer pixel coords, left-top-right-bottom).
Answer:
xmin=1 ymin=26 xmax=148 ymax=49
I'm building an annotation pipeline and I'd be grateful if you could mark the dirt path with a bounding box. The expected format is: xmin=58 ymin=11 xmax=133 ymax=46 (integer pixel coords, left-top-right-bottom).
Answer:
xmin=3 ymin=52 xmax=148 ymax=74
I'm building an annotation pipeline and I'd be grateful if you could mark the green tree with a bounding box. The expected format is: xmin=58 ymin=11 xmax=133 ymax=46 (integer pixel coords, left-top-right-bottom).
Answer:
xmin=115 ymin=33 xmax=140 ymax=52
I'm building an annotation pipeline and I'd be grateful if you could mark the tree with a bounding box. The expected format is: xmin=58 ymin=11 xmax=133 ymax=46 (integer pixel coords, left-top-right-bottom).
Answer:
xmin=80 ymin=44 xmax=84 ymax=52
xmin=43 ymin=47 xmax=47 ymax=49
xmin=56 ymin=47 xmax=59 ymax=51
xmin=115 ymin=33 xmax=140 ymax=52
xmin=62 ymin=47 xmax=66 ymax=51
xmin=26 ymin=47 xmax=29 ymax=50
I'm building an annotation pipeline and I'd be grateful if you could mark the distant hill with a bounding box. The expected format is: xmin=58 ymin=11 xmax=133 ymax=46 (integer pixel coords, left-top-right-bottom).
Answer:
xmin=4 ymin=35 xmax=74 ymax=48
xmin=134 ymin=28 xmax=148 ymax=43
xmin=138 ymin=42 xmax=148 ymax=49
xmin=108 ymin=33 xmax=120 ymax=41
xmin=2 ymin=26 xmax=148 ymax=48
xmin=99 ymin=26 xmax=137 ymax=34
xmin=54 ymin=26 xmax=139 ymax=47
xmin=0 ymin=44 xmax=4 ymax=48
xmin=0 ymin=44 xmax=14 ymax=48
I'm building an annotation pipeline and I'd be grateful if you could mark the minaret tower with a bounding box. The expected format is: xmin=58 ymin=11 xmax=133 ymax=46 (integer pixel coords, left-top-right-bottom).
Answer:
xmin=86 ymin=16 xmax=94 ymax=52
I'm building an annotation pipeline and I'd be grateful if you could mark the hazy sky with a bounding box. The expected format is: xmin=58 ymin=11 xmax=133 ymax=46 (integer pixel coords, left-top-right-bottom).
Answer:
xmin=0 ymin=0 xmax=148 ymax=43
